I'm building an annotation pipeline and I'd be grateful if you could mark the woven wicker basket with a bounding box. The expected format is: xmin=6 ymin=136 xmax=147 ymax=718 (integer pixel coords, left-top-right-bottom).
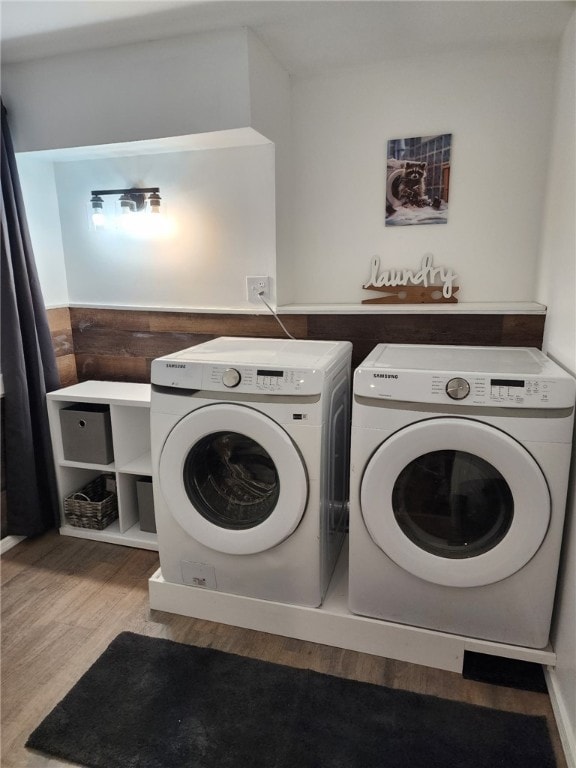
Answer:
xmin=64 ymin=475 xmax=118 ymax=530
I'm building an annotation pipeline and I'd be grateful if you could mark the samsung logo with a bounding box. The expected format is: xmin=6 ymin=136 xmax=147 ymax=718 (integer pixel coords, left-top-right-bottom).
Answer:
xmin=166 ymin=363 xmax=186 ymax=369
xmin=374 ymin=373 xmax=398 ymax=379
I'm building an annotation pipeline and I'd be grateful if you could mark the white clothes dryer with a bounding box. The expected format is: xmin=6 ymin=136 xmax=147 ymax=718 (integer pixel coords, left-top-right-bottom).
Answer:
xmin=151 ymin=337 xmax=352 ymax=607
xmin=349 ymin=344 xmax=575 ymax=648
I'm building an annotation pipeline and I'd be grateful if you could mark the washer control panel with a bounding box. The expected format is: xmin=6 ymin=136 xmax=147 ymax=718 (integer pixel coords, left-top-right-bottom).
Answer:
xmin=203 ymin=365 xmax=324 ymax=395
xmin=151 ymin=358 xmax=326 ymax=395
xmin=355 ymin=369 xmax=575 ymax=408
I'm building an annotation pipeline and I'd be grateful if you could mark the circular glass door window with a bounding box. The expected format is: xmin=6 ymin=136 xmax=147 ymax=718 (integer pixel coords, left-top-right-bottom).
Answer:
xmin=183 ymin=431 xmax=280 ymax=530
xmin=392 ymin=450 xmax=513 ymax=559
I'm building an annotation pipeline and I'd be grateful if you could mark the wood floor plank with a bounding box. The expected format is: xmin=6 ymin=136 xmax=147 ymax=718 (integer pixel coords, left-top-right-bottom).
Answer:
xmin=1 ymin=532 xmax=568 ymax=768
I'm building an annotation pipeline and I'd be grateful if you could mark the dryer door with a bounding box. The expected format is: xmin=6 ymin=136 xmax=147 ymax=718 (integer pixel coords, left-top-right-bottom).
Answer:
xmin=158 ymin=403 xmax=308 ymax=554
xmin=360 ymin=417 xmax=550 ymax=587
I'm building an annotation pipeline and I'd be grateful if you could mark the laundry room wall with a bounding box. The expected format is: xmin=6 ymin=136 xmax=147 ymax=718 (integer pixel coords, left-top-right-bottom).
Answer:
xmin=14 ymin=157 xmax=78 ymax=387
xmin=6 ymin=30 xmax=561 ymax=309
xmin=287 ymin=43 xmax=558 ymax=305
xmin=5 ymin=27 xmax=290 ymax=313
xmin=537 ymin=9 xmax=576 ymax=761
xmin=16 ymin=156 xmax=68 ymax=308
xmin=50 ymin=143 xmax=277 ymax=310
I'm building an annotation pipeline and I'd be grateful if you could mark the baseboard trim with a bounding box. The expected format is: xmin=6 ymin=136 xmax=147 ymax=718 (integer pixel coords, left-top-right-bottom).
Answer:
xmin=545 ymin=667 xmax=576 ymax=768
xmin=0 ymin=535 xmax=25 ymax=555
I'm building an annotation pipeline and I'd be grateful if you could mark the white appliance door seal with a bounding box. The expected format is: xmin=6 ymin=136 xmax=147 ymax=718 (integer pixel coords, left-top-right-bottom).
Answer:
xmin=159 ymin=403 xmax=308 ymax=554
xmin=360 ymin=417 xmax=550 ymax=587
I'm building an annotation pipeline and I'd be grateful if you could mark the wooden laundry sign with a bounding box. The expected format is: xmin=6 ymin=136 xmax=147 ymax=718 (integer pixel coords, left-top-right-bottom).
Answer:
xmin=362 ymin=253 xmax=459 ymax=304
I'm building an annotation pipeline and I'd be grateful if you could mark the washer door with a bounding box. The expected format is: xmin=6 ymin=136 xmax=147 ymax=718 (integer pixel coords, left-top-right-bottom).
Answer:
xmin=360 ymin=417 xmax=550 ymax=587
xmin=159 ymin=403 xmax=308 ymax=554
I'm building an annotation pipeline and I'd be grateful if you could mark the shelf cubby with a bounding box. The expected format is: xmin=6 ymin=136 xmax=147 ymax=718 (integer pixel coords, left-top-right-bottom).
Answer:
xmin=47 ymin=381 xmax=157 ymax=551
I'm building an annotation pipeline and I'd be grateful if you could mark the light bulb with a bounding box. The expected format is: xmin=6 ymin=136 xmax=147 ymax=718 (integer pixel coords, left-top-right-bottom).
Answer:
xmin=91 ymin=211 xmax=106 ymax=229
xmin=90 ymin=194 xmax=105 ymax=229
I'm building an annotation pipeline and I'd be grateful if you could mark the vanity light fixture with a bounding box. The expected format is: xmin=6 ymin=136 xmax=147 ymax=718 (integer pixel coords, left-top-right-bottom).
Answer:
xmin=90 ymin=187 xmax=162 ymax=227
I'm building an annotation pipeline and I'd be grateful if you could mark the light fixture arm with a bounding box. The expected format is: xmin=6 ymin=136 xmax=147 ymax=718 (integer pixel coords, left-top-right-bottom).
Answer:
xmin=91 ymin=187 xmax=160 ymax=196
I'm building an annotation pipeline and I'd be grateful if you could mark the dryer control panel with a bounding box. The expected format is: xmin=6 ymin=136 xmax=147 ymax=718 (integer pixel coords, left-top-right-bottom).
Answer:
xmin=355 ymin=369 xmax=576 ymax=408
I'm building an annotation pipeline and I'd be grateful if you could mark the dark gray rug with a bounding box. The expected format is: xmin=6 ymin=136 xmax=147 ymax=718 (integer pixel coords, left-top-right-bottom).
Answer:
xmin=26 ymin=631 xmax=556 ymax=768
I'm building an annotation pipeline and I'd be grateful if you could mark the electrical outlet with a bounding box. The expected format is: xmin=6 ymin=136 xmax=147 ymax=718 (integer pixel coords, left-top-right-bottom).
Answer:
xmin=246 ymin=276 xmax=271 ymax=304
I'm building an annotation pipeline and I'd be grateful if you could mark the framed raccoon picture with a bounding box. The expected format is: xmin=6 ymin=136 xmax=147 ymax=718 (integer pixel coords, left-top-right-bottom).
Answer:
xmin=386 ymin=134 xmax=452 ymax=226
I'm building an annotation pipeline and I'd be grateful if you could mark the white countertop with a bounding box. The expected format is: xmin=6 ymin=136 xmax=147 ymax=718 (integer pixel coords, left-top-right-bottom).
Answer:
xmin=64 ymin=302 xmax=547 ymax=315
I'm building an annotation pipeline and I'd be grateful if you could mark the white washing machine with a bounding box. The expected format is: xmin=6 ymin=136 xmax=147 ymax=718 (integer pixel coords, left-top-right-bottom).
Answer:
xmin=349 ymin=344 xmax=575 ymax=648
xmin=151 ymin=337 xmax=352 ymax=607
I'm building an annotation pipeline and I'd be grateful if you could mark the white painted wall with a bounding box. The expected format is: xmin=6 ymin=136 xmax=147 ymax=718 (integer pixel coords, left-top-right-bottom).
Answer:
xmin=6 ymin=26 xmax=293 ymax=312
xmin=16 ymin=157 xmax=69 ymax=307
xmin=537 ymin=10 xmax=576 ymax=765
xmin=290 ymin=45 xmax=558 ymax=304
xmin=51 ymin=143 xmax=276 ymax=310
xmin=7 ymin=26 xmax=560 ymax=309
xmin=2 ymin=28 xmax=251 ymax=152
xmin=247 ymin=30 xmax=294 ymax=305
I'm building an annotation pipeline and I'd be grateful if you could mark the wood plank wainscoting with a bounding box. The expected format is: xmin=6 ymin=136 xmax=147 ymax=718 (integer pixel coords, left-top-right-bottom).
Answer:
xmin=47 ymin=306 xmax=546 ymax=385
xmin=47 ymin=306 xmax=78 ymax=388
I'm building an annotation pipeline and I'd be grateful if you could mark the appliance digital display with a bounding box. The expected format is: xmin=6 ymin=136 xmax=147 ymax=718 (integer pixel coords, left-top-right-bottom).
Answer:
xmin=257 ymin=369 xmax=284 ymax=377
xmin=491 ymin=379 xmax=525 ymax=388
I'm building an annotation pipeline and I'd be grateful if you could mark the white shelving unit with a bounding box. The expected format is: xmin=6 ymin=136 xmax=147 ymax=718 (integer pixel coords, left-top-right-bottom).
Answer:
xmin=47 ymin=381 xmax=157 ymax=551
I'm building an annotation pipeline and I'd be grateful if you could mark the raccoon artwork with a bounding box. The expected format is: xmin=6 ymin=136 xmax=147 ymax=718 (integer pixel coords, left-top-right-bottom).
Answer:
xmin=385 ymin=134 xmax=451 ymax=226
xmin=386 ymin=159 xmax=432 ymax=212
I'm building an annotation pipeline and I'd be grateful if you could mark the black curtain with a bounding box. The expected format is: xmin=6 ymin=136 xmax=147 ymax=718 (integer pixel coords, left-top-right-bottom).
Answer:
xmin=1 ymin=100 xmax=60 ymax=536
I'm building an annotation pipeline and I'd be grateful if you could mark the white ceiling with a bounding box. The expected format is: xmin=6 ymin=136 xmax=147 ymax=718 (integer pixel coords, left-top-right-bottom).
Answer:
xmin=1 ymin=0 xmax=574 ymax=75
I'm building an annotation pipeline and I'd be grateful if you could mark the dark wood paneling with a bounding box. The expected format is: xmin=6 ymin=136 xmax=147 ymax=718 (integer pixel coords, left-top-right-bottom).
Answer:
xmin=70 ymin=307 xmax=152 ymax=332
xmin=60 ymin=307 xmax=546 ymax=384
xmin=47 ymin=307 xmax=72 ymax=332
xmin=308 ymin=314 xmax=505 ymax=345
xmin=73 ymin=328 xmax=216 ymax=359
xmin=47 ymin=307 xmax=75 ymax=356
xmin=49 ymin=329 xmax=74 ymax=357
xmin=75 ymin=355 xmax=152 ymax=383
xmin=47 ymin=307 xmax=78 ymax=386
xmin=70 ymin=308 xmax=308 ymax=338
xmin=149 ymin=312 xmax=308 ymax=337
xmin=69 ymin=309 xmax=309 ymax=382
xmin=56 ymin=355 xmax=79 ymax=389
xmin=501 ymin=315 xmax=546 ymax=348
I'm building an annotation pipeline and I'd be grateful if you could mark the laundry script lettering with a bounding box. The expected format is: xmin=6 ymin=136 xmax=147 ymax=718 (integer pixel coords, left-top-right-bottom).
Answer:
xmin=363 ymin=254 xmax=458 ymax=299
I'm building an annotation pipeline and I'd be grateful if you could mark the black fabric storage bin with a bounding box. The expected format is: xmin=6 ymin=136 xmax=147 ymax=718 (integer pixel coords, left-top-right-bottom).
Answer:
xmin=136 ymin=478 xmax=156 ymax=533
xmin=60 ymin=404 xmax=114 ymax=464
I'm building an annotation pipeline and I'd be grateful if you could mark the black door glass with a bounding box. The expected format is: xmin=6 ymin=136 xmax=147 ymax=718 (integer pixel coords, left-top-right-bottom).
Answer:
xmin=183 ymin=431 xmax=280 ymax=529
xmin=392 ymin=450 xmax=513 ymax=559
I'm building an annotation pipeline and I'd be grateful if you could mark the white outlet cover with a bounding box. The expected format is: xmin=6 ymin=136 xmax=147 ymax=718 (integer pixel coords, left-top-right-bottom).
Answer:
xmin=246 ymin=276 xmax=271 ymax=303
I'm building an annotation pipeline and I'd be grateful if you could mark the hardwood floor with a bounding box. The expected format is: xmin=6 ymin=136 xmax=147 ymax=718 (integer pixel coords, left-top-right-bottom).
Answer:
xmin=1 ymin=532 xmax=568 ymax=768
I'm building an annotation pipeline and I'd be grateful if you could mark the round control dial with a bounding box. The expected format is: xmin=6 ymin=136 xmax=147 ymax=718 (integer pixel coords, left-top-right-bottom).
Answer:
xmin=446 ymin=377 xmax=470 ymax=400
xmin=222 ymin=368 xmax=241 ymax=388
